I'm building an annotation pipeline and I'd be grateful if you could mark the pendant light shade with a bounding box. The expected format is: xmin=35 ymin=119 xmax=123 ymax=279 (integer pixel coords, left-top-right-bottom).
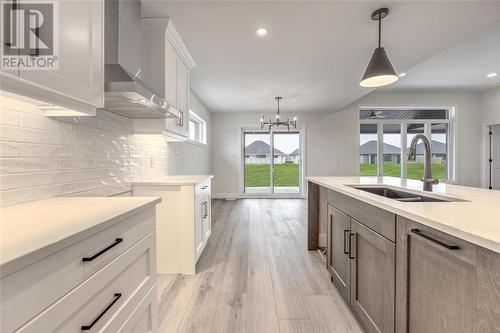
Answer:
xmin=360 ymin=47 xmax=398 ymax=87
xmin=360 ymin=8 xmax=398 ymax=88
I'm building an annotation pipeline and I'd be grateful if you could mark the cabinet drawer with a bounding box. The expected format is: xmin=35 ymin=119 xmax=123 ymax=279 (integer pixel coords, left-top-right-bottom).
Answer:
xmin=328 ymin=189 xmax=395 ymax=241
xmin=16 ymin=232 xmax=156 ymax=333
xmin=112 ymin=283 xmax=158 ymax=333
xmin=195 ymin=180 xmax=211 ymax=199
xmin=1 ymin=208 xmax=155 ymax=333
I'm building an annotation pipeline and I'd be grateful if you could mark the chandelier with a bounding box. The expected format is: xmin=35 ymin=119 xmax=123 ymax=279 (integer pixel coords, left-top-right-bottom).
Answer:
xmin=260 ymin=97 xmax=297 ymax=131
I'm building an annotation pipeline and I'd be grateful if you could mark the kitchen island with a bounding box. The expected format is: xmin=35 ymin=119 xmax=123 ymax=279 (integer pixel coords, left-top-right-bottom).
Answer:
xmin=307 ymin=176 xmax=500 ymax=333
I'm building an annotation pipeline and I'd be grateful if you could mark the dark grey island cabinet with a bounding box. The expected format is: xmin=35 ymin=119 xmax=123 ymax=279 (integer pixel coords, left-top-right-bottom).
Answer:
xmin=308 ymin=181 xmax=500 ymax=333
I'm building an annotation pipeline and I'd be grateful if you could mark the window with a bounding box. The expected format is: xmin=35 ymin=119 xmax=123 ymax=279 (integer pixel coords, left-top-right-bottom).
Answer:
xmin=359 ymin=109 xmax=453 ymax=181
xmin=188 ymin=110 xmax=207 ymax=145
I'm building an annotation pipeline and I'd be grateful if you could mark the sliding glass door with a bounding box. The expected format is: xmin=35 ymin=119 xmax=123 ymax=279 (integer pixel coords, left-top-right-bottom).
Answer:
xmin=243 ymin=130 xmax=301 ymax=196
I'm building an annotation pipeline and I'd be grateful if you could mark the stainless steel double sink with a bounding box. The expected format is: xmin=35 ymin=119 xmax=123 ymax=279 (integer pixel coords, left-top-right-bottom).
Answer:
xmin=348 ymin=185 xmax=466 ymax=202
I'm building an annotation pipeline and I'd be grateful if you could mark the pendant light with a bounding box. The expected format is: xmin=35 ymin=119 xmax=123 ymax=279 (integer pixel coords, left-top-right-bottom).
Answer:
xmin=360 ymin=8 xmax=398 ymax=88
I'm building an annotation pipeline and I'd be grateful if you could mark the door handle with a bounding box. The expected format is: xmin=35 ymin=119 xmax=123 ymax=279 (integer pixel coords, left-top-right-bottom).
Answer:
xmin=348 ymin=233 xmax=355 ymax=259
xmin=343 ymin=229 xmax=350 ymax=255
xmin=82 ymin=238 xmax=123 ymax=262
xmin=81 ymin=293 xmax=122 ymax=330
xmin=411 ymin=229 xmax=459 ymax=250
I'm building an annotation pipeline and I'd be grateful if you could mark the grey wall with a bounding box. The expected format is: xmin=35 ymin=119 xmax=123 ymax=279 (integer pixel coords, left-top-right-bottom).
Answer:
xmin=167 ymin=92 xmax=212 ymax=175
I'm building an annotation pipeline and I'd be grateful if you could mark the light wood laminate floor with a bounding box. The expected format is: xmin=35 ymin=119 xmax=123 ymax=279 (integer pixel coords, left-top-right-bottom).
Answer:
xmin=157 ymin=199 xmax=363 ymax=333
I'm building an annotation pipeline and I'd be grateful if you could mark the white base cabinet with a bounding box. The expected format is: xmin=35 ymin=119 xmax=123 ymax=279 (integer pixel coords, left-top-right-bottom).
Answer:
xmin=133 ymin=177 xmax=211 ymax=275
xmin=0 ymin=207 xmax=158 ymax=333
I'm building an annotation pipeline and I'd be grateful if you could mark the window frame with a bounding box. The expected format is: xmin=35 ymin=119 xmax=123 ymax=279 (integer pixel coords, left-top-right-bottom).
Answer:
xmin=358 ymin=107 xmax=456 ymax=182
xmin=188 ymin=110 xmax=207 ymax=145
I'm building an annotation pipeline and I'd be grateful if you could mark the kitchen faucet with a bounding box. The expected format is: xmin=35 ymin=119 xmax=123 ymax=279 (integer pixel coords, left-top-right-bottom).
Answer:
xmin=407 ymin=134 xmax=439 ymax=191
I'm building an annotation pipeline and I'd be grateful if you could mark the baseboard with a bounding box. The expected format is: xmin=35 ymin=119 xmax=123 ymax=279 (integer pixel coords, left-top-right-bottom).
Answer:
xmin=213 ymin=192 xmax=241 ymax=200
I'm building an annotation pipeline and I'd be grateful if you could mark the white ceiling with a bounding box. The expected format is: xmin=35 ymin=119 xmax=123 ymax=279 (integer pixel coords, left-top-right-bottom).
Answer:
xmin=383 ymin=20 xmax=500 ymax=92
xmin=141 ymin=1 xmax=500 ymax=113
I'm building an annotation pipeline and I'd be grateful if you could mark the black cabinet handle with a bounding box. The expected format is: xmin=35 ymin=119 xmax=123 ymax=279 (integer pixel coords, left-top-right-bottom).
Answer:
xmin=348 ymin=233 xmax=355 ymax=259
xmin=411 ymin=229 xmax=459 ymax=250
xmin=82 ymin=238 xmax=123 ymax=262
xmin=343 ymin=229 xmax=349 ymax=255
xmin=201 ymin=185 xmax=208 ymax=190
xmin=81 ymin=293 xmax=122 ymax=330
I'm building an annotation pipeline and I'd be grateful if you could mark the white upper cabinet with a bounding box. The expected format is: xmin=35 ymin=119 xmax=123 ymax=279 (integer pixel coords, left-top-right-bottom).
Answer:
xmin=0 ymin=0 xmax=104 ymax=116
xmin=138 ymin=18 xmax=195 ymax=137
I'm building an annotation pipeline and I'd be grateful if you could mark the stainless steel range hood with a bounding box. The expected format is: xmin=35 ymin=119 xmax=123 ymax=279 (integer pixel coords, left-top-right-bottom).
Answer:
xmin=103 ymin=0 xmax=181 ymax=119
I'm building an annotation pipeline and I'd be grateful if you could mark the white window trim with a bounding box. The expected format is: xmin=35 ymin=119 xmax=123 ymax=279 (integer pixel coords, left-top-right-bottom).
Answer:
xmin=188 ymin=110 xmax=207 ymax=146
xmin=358 ymin=107 xmax=456 ymax=182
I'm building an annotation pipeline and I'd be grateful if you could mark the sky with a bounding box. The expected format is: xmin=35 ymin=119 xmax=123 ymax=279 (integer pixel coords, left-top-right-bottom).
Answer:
xmin=244 ymin=132 xmax=299 ymax=154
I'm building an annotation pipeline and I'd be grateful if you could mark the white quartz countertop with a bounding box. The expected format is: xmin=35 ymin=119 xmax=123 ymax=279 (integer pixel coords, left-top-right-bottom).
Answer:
xmin=0 ymin=196 xmax=160 ymax=275
xmin=307 ymin=176 xmax=500 ymax=253
xmin=130 ymin=175 xmax=213 ymax=186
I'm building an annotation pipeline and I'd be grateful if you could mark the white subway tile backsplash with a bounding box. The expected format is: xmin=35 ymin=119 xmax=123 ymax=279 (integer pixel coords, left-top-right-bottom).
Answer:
xmin=0 ymin=109 xmax=20 ymax=126
xmin=22 ymin=171 xmax=74 ymax=187
xmin=0 ymin=126 xmax=59 ymax=144
xmin=60 ymin=158 xmax=97 ymax=170
xmin=21 ymin=144 xmax=72 ymax=157
xmin=0 ymin=174 xmax=20 ymax=190
xmin=0 ymin=158 xmax=59 ymax=173
xmin=0 ymin=184 xmax=60 ymax=206
xmin=0 ymin=105 xmax=169 ymax=206
xmin=0 ymin=142 xmax=20 ymax=157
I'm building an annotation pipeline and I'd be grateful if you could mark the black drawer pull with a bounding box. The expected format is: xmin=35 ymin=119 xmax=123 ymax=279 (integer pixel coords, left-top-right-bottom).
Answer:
xmin=343 ymin=229 xmax=349 ymax=255
xmin=201 ymin=185 xmax=208 ymax=190
xmin=411 ymin=229 xmax=459 ymax=250
xmin=348 ymin=233 xmax=355 ymax=259
xmin=82 ymin=238 xmax=123 ymax=262
xmin=81 ymin=293 xmax=122 ymax=330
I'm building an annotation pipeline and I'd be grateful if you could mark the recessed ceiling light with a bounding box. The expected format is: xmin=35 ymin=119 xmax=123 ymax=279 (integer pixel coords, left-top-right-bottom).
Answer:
xmin=398 ymin=72 xmax=407 ymax=77
xmin=256 ymin=28 xmax=268 ymax=36
xmin=486 ymin=72 xmax=498 ymax=78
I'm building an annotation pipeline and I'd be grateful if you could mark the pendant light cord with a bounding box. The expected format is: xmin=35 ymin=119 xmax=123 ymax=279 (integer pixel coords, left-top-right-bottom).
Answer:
xmin=378 ymin=14 xmax=382 ymax=48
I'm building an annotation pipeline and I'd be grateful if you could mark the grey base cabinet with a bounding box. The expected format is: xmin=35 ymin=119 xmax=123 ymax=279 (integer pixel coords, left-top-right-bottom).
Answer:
xmin=396 ymin=216 xmax=500 ymax=333
xmin=350 ymin=220 xmax=395 ymax=333
xmin=327 ymin=202 xmax=395 ymax=333
xmin=327 ymin=206 xmax=350 ymax=302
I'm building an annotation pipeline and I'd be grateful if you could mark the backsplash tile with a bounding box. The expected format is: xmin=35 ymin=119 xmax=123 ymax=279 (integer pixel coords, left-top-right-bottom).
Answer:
xmin=0 ymin=98 xmax=169 ymax=206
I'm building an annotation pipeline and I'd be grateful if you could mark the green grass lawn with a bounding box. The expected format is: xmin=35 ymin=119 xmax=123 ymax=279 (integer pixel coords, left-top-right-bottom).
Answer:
xmin=245 ymin=163 xmax=299 ymax=187
xmin=360 ymin=163 xmax=447 ymax=180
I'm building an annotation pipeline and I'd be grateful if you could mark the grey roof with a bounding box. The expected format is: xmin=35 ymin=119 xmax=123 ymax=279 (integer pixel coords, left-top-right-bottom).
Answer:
xmin=290 ymin=148 xmax=300 ymax=156
xmin=416 ymin=140 xmax=446 ymax=154
xmin=360 ymin=140 xmax=446 ymax=155
xmin=360 ymin=141 xmax=400 ymax=155
xmin=245 ymin=140 xmax=285 ymax=155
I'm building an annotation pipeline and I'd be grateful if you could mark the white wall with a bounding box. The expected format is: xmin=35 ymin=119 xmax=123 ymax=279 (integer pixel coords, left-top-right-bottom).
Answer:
xmin=167 ymin=92 xmax=212 ymax=175
xmin=480 ymin=87 xmax=500 ymax=125
xmin=211 ymin=112 xmax=326 ymax=198
xmin=479 ymin=87 xmax=500 ymax=187
xmin=211 ymin=90 xmax=487 ymax=197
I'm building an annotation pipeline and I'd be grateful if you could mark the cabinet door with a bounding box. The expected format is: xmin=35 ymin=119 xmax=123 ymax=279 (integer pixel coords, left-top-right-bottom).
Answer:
xmin=164 ymin=41 xmax=177 ymax=107
xmin=327 ymin=205 xmax=351 ymax=302
xmin=396 ymin=218 xmax=478 ymax=333
xmin=350 ymin=219 xmax=395 ymax=333
xmin=202 ymin=196 xmax=211 ymax=242
xmin=194 ymin=197 xmax=204 ymax=262
xmin=18 ymin=0 xmax=104 ymax=108
xmin=176 ymin=58 xmax=189 ymax=136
